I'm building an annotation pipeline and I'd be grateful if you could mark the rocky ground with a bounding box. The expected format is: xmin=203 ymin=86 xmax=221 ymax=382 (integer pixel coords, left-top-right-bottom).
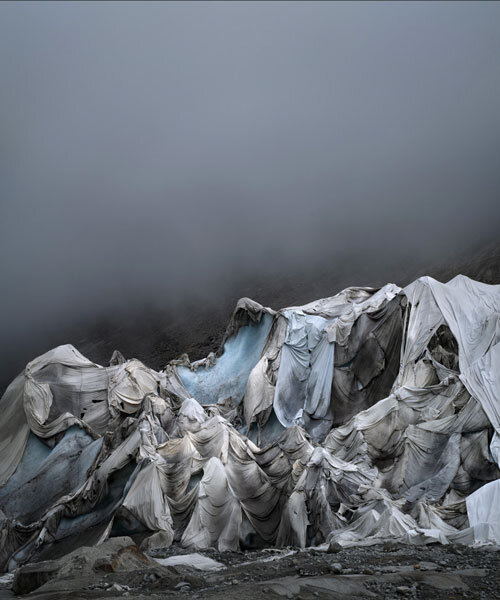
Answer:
xmin=1 ymin=537 xmax=498 ymax=600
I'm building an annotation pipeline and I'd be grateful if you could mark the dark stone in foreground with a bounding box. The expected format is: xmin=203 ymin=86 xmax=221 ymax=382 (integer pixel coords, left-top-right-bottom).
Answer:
xmin=12 ymin=560 xmax=60 ymax=595
xmin=12 ymin=536 xmax=157 ymax=595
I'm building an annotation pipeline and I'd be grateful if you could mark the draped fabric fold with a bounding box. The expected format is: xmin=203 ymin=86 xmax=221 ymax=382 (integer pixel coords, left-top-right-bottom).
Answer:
xmin=0 ymin=275 xmax=499 ymax=572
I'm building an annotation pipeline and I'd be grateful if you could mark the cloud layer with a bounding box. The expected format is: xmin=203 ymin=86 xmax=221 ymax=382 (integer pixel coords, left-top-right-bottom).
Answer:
xmin=1 ymin=2 xmax=499 ymax=371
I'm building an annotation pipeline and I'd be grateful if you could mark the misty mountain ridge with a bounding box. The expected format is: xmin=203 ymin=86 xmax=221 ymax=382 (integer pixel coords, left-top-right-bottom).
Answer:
xmin=1 ymin=238 xmax=497 ymax=397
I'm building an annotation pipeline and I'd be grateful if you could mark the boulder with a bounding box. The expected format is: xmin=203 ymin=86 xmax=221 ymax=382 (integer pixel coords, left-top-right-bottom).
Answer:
xmin=13 ymin=536 xmax=151 ymax=594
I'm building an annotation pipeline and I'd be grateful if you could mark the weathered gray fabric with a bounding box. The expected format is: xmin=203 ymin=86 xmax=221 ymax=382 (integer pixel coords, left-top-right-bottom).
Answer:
xmin=0 ymin=275 xmax=499 ymax=571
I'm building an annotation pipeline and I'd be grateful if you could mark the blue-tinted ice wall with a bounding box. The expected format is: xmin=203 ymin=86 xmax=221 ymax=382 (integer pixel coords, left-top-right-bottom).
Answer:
xmin=177 ymin=314 xmax=273 ymax=405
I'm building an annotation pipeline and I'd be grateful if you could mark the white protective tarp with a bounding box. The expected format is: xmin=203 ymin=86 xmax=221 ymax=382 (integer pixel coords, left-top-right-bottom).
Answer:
xmin=466 ymin=480 xmax=500 ymax=544
xmin=401 ymin=276 xmax=500 ymax=543
xmin=247 ymin=283 xmax=404 ymax=440
xmin=273 ymin=311 xmax=336 ymax=429
xmin=403 ymin=276 xmax=500 ymax=434
xmin=0 ymin=275 xmax=499 ymax=571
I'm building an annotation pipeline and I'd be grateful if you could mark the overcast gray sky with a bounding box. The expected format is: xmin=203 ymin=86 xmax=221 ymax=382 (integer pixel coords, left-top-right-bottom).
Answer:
xmin=1 ymin=1 xmax=499 ymax=368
